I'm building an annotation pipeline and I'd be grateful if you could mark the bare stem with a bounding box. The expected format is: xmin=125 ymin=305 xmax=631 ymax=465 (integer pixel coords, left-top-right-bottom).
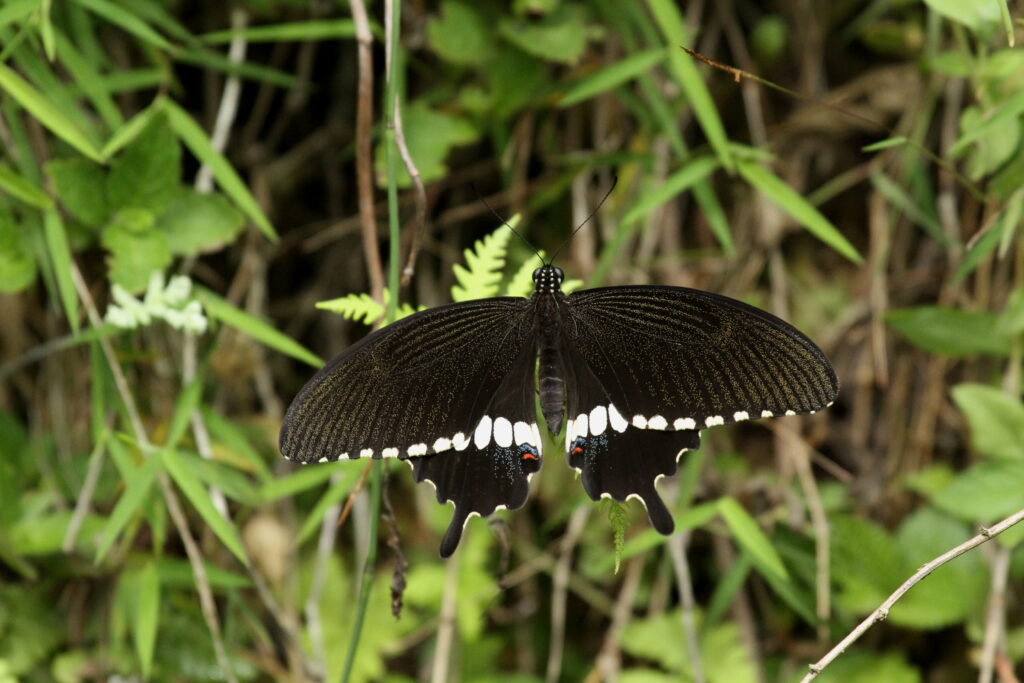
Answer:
xmin=545 ymin=506 xmax=589 ymax=683
xmin=668 ymin=532 xmax=705 ymax=683
xmin=977 ymin=543 xmax=1011 ymax=683
xmin=430 ymin=548 xmax=460 ymax=683
xmin=801 ymin=507 xmax=1024 ymax=682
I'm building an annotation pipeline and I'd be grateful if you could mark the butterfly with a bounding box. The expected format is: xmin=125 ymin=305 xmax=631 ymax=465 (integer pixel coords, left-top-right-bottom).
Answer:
xmin=279 ymin=263 xmax=838 ymax=557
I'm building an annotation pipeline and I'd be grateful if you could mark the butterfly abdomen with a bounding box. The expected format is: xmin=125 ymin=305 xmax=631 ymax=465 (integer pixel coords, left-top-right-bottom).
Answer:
xmin=537 ymin=300 xmax=565 ymax=436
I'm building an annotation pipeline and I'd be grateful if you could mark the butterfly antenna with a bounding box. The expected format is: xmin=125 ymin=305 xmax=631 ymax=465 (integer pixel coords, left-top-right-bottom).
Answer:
xmin=550 ymin=175 xmax=618 ymax=264
xmin=471 ymin=183 xmax=544 ymax=263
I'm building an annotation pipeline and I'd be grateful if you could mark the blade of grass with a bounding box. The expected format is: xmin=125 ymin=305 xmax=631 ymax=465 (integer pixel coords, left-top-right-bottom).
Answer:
xmin=163 ymin=99 xmax=277 ymax=240
xmin=74 ymin=0 xmax=173 ymax=50
xmin=717 ymin=496 xmax=789 ymax=582
xmin=40 ymin=0 xmax=55 ymax=60
xmin=132 ymin=559 xmax=161 ymax=678
xmin=0 ymin=162 xmax=52 ymax=208
xmin=54 ymin=28 xmax=124 ymax=130
xmin=260 ymin=463 xmax=339 ymax=502
xmin=95 ymin=452 xmax=162 ymax=564
xmin=296 ymin=469 xmax=361 ymax=545
xmin=201 ymin=19 xmax=357 ymax=44
xmin=163 ymin=449 xmax=249 ymax=566
xmin=869 ymin=171 xmax=950 ymax=247
xmin=196 ymin=286 xmax=322 ymax=367
xmin=0 ymin=0 xmax=34 ymax=30
xmin=43 ymin=209 xmax=80 ymax=331
xmin=101 ymin=97 xmax=162 ymax=158
xmin=737 ymin=160 xmax=863 ymax=263
xmin=0 ymin=62 xmax=104 ymax=162
xmin=559 ymin=48 xmax=667 ymax=107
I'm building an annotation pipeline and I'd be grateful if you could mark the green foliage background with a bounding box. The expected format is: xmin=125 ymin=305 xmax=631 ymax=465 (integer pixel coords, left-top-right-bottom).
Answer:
xmin=1 ymin=0 xmax=1024 ymax=681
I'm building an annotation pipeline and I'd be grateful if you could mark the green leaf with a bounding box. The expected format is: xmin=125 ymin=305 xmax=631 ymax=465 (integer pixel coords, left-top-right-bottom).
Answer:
xmin=931 ymin=459 xmax=1024 ymax=522
xmin=374 ymin=100 xmax=478 ymax=188
xmin=953 ymin=220 xmax=1004 ymax=282
xmin=504 ymin=251 xmax=546 ymax=298
xmin=621 ymin=157 xmax=720 ymax=226
xmin=498 ymin=5 xmax=592 ymax=64
xmin=560 ymin=48 xmax=667 ymax=107
xmin=862 ymin=136 xmax=909 ymax=151
xmin=201 ymin=19 xmax=356 ymax=44
xmin=869 ymin=172 xmax=949 ymax=246
xmin=53 ymin=27 xmax=123 ymax=130
xmin=96 ymin=453 xmax=162 ymax=564
xmin=737 ymin=160 xmax=863 ymax=263
xmin=101 ymin=213 xmax=172 ymax=293
xmin=923 ymin=0 xmax=1000 ymax=31
xmin=196 ymin=287 xmax=322 ymax=367
xmin=45 ymin=157 xmax=108 ymax=227
xmin=831 ymin=514 xmax=905 ymax=613
xmin=101 ymin=99 xmax=163 ymax=158
xmin=0 ymin=208 xmax=36 ymax=292
xmin=106 ymin=114 xmax=181 ymax=214
xmin=296 ymin=470 xmax=361 ymax=545
xmin=317 ymin=288 xmax=421 ymax=325
xmin=427 ymin=1 xmax=494 ymax=64
xmin=717 ymin=496 xmax=789 ymax=582
xmin=452 ymin=223 xmax=515 ymax=302
xmin=951 ymin=383 xmax=1024 ymax=460
xmin=619 ymin=610 xmax=756 ymax=680
xmin=131 ymin=559 xmax=160 ymax=678
xmin=647 ymin=0 xmax=734 ymax=171
xmin=814 ymin=651 xmax=921 ymax=683
xmin=0 ymin=163 xmax=52 ymax=208
xmin=0 ymin=63 xmax=104 ymax=162
xmin=886 ymin=306 xmax=1012 ymax=357
xmin=156 ymin=188 xmax=244 ymax=256
xmin=163 ymin=449 xmax=249 ymax=566
xmin=75 ymin=0 xmax=173 ymax=50
xmin=199 ymin=407 xmax=271 ymax=480
xmin=260 ymin=462 xmax=340 ymax=502
xmin=43 ymin=209 xmax=79 ymax=331
xmin=163 ymin=101 xmax=276 ymax=240
xmin=1000 ymin=288 xmax=1024 ymax=335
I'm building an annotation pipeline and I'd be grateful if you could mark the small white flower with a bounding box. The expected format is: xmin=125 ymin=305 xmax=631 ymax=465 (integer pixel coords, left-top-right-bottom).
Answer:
xmin=164 ymin=275 xmax=192 ymax=306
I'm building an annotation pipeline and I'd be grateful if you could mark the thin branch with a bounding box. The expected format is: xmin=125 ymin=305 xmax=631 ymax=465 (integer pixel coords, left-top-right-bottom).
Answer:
xmin=69 ymin=265 xmax=238 ymax=683
xmin=801 ymin=507 xmax=1024 ymax=682
xmin=977 ymin=543 xmax=1011 ymax=683
xmin=305 ymin=484 xmax=342 ymax=679
xmin=350 ymin=0 xmax=384 ymax=303
xmin=430 ymin=548 xmax=460 ymax=683
xmin=393 ymin=90 xmax=426 ymax=289
xmin=667 ymin=532 xmax=705 ymax=683
xmin=594 ymin=556 xmax=643 ymax=681
xmin=545 ymin=506 xmax=589 ymax=683
xmin=62 ymin=426 xmax=109 ymax=551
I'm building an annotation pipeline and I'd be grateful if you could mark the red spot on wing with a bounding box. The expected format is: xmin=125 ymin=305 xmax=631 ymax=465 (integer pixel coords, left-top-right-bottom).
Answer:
xmin=521 ymin=452 xmax=539 ymax=461
xmin=571 ymin=446 xmax=584 ymax=455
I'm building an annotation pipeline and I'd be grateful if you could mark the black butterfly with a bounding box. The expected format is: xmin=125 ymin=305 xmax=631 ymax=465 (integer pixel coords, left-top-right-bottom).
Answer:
xmin=280 ymin=264 xmax=838 ymax=557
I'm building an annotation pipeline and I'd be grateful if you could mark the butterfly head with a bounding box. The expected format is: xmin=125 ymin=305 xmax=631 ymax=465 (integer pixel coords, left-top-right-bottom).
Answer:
xmin=532 ymin=265 xmax=564 ymax=295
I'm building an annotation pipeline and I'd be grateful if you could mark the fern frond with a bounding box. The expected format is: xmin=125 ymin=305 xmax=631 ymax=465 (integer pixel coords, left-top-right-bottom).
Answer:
xmin=451 ymin=217 xmax=518 ymax=303
xmin=504 ymin=251 xmax=546 ymax=298
xmin=606 ymin=500 xmax=629 ymax=574
xmin=317 ymin=289 xmax=422 ymax=326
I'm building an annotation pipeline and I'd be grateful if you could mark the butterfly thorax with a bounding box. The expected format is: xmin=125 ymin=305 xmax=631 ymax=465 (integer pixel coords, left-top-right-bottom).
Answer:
xmin=532 ymin=265 xmax=567 ymax=436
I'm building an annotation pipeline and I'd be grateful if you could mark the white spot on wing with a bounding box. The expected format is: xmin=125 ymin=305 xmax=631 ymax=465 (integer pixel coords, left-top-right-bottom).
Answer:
xmin=785 ymin=410 xmax=796 ymax=416
xmin=704 ymin=415 xmax=724 ymax=427
xmin=733 ymin=411 xmax=749 ymax=422
xmin=608 ymin=404 xmax=629 ymax=432
xmin=433 ymin=437 xmax=451 ymax=452
xmin=360 ymin=448 xmax=373 ymax=458
xmin=407 ymin=443 xmax=428 ymax=456
xmin=453 ymin=432 xmax=470 ymax=451
xmin=761 ymin=410 xmax=773 ymax=418
xmin=576 ymin=413 xmax=589 ymax=438
xmin=493 ymin=417 xmax=513 ymax=447
xmin=513 ymin=421 xmax=532 ymax=445
xmin=474 ymin=415 xmax=492 ymax=449
xmin=648 ymin=415 xmax=668 ymax=430
xmin=382 ymin=447 xmax=398 ymax=458
xmin=532 ymin=424 xmax=543 ymax=455
xmin=674 ymin=417 xmax=697 ymax=430
xmin=589 ymin=405 xmax=608 ymax=435
xmin=318 ymin=456 xmax=329 ymax=463
xmin=632 ymin=414 xmax=648 ymax=429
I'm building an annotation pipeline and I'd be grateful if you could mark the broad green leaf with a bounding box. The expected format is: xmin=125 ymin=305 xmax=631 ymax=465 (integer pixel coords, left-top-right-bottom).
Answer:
xmin=43 ymin=209 xmax=80 ymax=331
xmin=101 ymin=213 xmax=172 ymax=293
xmin=373 ymin=100 xmax=478 ymax=188
xmin=923 ymin=0 xmax=1000 ymax=31
xmin=96 ymin=453 xmax=162 ymax=564
xmin=45 ymin=157 xmax=108 ymax=227
xmin=101 ymin=99 xmax=163 ymax=158
xmin=157 ymin=189 xmax=244 ymax=256
xmin=260 ymin=462 xmax=340 ymax=501
xmin=1000 ymin=288 xmax=1024 ymax=335
xmin=452 ymin=223 xmax=514 ymax=301
xmin=831 ymin=513 xmax=905 ymax=612
xmin=75 ymin=0 xmax=173 ymax=50
xmin=931 ymin=459 xmax=1024 ymax=521
xmin=0 ymin=208 xmax=36 ymax=292
xmin=498 ymin=5 xmax=592 ymax=65
xmin=647 ymin=0 xmax=734 ymax=171
xmin=814 ymin=651 xmax=921 ymax=683
xmin=163 ymin=100 xmax=277 ymax=240
xmin=196 ymin=287 xmax=322 ymax=367
xmin=955 ymin=102 xmax=1023 ymax=179
xmin=737 ymin=160 xmax=863 ymax=263
xmin=427 ymin=1 xmax=494 ymax=64
xmin=106 ymin=115 xmax=181 ymax=214
xmin=201 ymin=19 xmax=356 ymax=44
xmin=163 ymin=449 xmax=249 ymax=566
xmin=0 ymin=163 xmax=52 ymax=208
xmin=131 ymin=560 xmax=160 ymax=678
xmin=10 ymin=511 xmax=105 ymax=555
xmin=886 ymin=306 xmax=1012 ymax=357
xmin=0 ymin=63 xmax=104 ymax=162
xmin=951 ymin=383 xmax=1024 ymax=459
xmin=560 ymin=48 xmax=667 ymax=107
xmin=717 ymin=496 xmax=789 ymax=582
xmin=0 ymin=0 xmax=34 ymax=29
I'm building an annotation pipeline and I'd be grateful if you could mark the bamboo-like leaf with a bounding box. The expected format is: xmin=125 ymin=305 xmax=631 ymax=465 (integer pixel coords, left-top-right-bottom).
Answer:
xmin=560 ymin=48 xmax=667 ymax=107
xmin=43 ymin=209 xmax=80 ymax=331
xmin=95 ymin=453 xmax=162 ymax=564
xmin=163 ymin=100 xmax=277 ymax=240
xmin=75 ymin=0 xmax=173 ymax=50
xmin=717 ymin=496 xmax=789 ymax=582
xmin=261 ymin=463 xmax=340 ymax=501
xmin=0 ymin=62 xmax=104 ymax=161
xmin=163 ymin=449 xmax=250 ymax=566
xmin=132 ymin=559 xmax=160 ymax=678
xmin=201 ymin=19 xmax=356 ymax=44
xmin=196 ymin=286 xmax=322 ymax=367
xmin=0 ymin=162 xmax=52 ymax=208
xmin=54 ymin=28 xmax=123 ymax=130
xmin=621 ymin=156 xmax=720 ymax=226
xmin=101 ymin=97 xmax=163 ymax=158
xmin=296 ymin=469 xmax=362 ymax=545
xmin=738 ymin=160 xmax=863 ymax=263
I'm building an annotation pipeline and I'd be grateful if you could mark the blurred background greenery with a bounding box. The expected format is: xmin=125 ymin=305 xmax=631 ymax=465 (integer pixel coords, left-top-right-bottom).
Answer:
xmin=2 ymin=0 xmax=1024 ymax=681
